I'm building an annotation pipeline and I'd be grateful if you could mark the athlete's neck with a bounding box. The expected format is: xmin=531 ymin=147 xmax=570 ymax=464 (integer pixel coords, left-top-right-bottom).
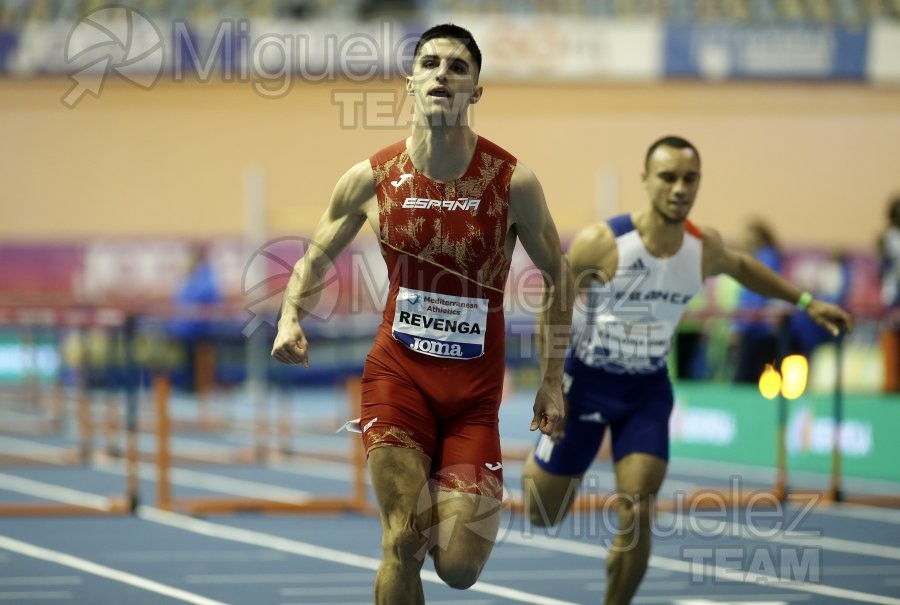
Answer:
xmin=632 ymin=210 xmax=685 ymax=258
xmin=406 ymin=128 xmax=477 ymax=182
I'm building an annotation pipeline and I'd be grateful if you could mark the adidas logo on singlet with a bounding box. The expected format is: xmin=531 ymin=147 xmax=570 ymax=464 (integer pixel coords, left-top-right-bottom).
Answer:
xmin=627 ymin=258 xmax=647 ymax=271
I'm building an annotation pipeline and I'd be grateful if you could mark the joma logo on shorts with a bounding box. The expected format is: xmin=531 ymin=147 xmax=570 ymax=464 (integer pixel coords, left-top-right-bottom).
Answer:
xmin=402 ymin=197 xmax=480 ymax=211
xmin=410 ymin=337 xmax=463 ymax=357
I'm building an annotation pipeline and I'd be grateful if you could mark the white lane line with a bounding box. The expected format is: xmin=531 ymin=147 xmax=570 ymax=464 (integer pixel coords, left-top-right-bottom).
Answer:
xmin=0 ymin=473 xmax=111 ymax=510
xmin=280 ymin=586 xmax=372 ymax=596
xmin=0 ymin=535 xmax=227 ymax=605
xmin=667 ymin=596 xmax=788 ymax=605
xmin=186 ymin=568 xmax=608 ymax=585
xmin=271 ymin=457 xmax=699 ymax=494
xmin=111 ymin=550 xmax=287 ymax=563
xmin=0 ymin=577 xmax=80 ymax=586
xmin=630 ymin=593 xmax=811 ymax=603
xmin=138 ymin=506 xmax=579 ymax=605
xmin=810 ymin=564 xmax=900 ymax=576
xmin=0 ymin=591 xmax=73 ymax=600
xmin=659 ymin=512 xmax=900 ymax=561
xmin=98 ymin=463 xmax=315 ymax=502
xmin=185 ymin=572 xmax=372 ymax=584
xmin=501 ymin=532 xmax=900 ymax=605
xmin=0 ymin=436 xmax=73 ymax=458
xmin=814 ymin=503 xmax=900 ymax=525
xmin=669 ymin=458 xmax=900 ymax=497
xmin=279 ymin=602 xmax=495 ymax=605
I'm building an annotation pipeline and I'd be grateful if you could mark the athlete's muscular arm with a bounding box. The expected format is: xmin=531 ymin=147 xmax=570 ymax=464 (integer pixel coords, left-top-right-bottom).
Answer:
xmin=701 ymin=225 xmax=852 ymax=337
xmin=510 ymin=162 xmax=575 ymax=436
xmin=535 ymin=224 xmax=609 ymax=372
xmin=566 ymin=222 xmax=618 ymax=288
xmin=271 ymin=161 xmax=376 ymax=366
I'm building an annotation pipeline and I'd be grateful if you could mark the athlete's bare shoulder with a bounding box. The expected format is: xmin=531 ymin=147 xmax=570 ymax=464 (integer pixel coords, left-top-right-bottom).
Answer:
xmin=568 ymin=221 xmax=617 ymax=287
xmin=508 ymin=161 xmax=542 ymax=220
xmin=694 ymin=223 xmax=739 ymax=279
xmin=332 ymin=160 xmax=377 ymax=212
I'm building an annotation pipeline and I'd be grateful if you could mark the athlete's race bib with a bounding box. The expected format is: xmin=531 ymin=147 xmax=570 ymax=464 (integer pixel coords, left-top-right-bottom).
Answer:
xmin=576 ymin=319 xmax=673 ymax=374
xmin=391 ymin=287 xmax=488 ymax=359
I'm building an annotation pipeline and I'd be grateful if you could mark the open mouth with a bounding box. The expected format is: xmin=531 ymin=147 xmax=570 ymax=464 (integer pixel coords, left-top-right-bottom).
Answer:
xmin=428 ymin=87 xmax=451 ymax=98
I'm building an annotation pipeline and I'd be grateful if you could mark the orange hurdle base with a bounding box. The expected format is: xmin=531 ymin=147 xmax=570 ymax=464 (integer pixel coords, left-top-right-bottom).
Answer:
xmin=0 ymin=497 xmax=133 ymax=517
xmin=161 ymin=496 xmax=376 ymax=516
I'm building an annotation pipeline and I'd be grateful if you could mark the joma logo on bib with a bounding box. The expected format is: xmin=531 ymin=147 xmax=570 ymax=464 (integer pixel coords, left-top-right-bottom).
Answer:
xmin=409 ymin=337 xmax=463 ymax=357
xmin=392 ymin=287 xmax=488 ymax=360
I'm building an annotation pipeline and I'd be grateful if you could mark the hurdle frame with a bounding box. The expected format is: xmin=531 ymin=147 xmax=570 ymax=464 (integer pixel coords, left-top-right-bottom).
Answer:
xmin=152 ymin=373 xmax=374 ymax=516
xmin=0 ymin=307 xmax=140 ymax=517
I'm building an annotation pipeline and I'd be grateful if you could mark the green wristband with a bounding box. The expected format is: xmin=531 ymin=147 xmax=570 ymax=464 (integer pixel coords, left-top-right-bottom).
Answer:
xmin=796 ymin=291 xmax=813 ymax=311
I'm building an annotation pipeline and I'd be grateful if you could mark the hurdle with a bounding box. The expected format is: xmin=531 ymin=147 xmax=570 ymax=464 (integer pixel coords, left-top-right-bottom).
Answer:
xmin=0 ymin=306 xmax=104 ymax=466
xmin=679 ymin=307 xmax=900 ymax=510
xmin=678 ymin=311 xmax=828 ymax=510
xmin=96 ymin=305 xmax=267 ymax=466
xmin=152 ymin=372 xmax=373 ymax=516
xmin=0 ymin=307 xmax=140 ymax=516
xmin=828 ymin=309 xmax=900 ymax=508
xmin=0 ymin=307 xmax=70 ymax=441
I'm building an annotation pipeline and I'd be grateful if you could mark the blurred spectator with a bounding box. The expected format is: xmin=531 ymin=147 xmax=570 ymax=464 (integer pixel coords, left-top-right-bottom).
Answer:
xmin=169 ymin=244 xmax=221 ymax=391
xmin=731 ymin=218 xmax=784 ymax=383
xmin=732 ymin=220 xmax=850 ymax=384
xmin=879 ymin=195 xmax=900 ymax=392
xmin=879 ymin=195 xmax=900 ymax=309
xmin=787 ymin=248 xmax=851 ymax=357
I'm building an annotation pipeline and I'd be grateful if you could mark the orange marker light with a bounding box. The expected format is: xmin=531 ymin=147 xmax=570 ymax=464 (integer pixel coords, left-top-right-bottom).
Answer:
xmin=780 ymin=355 xmax=809 ymax=400
xmin=758 ymin=363 xmax=782 ymax=400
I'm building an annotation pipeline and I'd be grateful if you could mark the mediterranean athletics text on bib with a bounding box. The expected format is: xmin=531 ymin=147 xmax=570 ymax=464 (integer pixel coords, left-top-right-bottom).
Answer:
xmin=391 ymin=287 xmax=488 ymax=359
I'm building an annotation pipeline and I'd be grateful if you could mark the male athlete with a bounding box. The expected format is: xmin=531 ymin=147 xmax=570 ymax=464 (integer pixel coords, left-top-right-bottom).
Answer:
xmin=272 ymin=24 xmax=574 ymax=603
xmin=523 ymin=135 xmax=852 ymax=605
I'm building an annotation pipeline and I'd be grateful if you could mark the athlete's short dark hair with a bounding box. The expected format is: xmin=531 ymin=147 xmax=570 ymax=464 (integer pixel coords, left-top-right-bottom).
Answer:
xmin=413 ymin=23 xmax=482 ymax=75
xmin=645 ymin=136 xmax=701 ymax=170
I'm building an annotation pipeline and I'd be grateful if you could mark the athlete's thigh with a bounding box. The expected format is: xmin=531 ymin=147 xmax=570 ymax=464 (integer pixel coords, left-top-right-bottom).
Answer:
xmin=368 ymin=445 xmax=433 ymax=525
xmin=521 ymin=452 xmax=584 ymax=527
xmin=613 ymin=452 xmax=667 ymax=497
xmin=430 ymin=488 xmax=502 ymax=568
xmin=530 ymin=379 xmax=608 ymax=478
xmin=608 ymin=373 xmax=674 ymax=464
xmin=361 ymin=350 xmax=438 ymax=457
xmin=523 ymin=400 xmax=607 ymax=525
xmin=433 ymin=409 xmax=503 ymax=498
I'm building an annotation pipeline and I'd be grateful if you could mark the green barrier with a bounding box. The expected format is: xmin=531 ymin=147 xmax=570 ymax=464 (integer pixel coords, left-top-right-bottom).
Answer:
xmin=670 ymin=382 xmax=900 ymax=483
xmin=670 ymin=383 xmax=778 ymax=468
xmin=0 ymin=331 xmax=60 ymax=384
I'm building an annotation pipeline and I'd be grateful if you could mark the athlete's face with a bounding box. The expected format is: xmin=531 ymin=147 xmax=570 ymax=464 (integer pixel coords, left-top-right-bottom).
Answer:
xmin=643 ymin=145 xmax=701 ymax=224
xmin=408 ymin=37 xmax=482 ymax=126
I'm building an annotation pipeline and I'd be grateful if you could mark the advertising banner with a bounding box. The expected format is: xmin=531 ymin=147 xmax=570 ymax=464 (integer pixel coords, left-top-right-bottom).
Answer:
xmin=664 ymin=23 xmax=868 ymax=80
xmin=458 ymin=16 xmax=663 ymax=81
xmin=671 ymin=383 xmax=900 ymax=483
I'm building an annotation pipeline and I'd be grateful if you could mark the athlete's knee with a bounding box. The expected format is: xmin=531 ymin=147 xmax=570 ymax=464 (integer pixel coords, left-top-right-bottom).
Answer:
xmin=434 ymin=552 xmax=484 ymax=589
xmin=526 ymin=494 xmax=567 ymax=528
xmin=522 ymin=474 xmax=578 ymax=528
xmin=612 ymin=494 xmax=653 ymax=546
xmin=381 ymin=510 xmax=427 ymax=561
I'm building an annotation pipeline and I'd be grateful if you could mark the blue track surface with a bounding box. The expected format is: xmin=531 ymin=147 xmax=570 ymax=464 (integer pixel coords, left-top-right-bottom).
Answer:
xmin=1 ymin=387 xmax=899 ymax=604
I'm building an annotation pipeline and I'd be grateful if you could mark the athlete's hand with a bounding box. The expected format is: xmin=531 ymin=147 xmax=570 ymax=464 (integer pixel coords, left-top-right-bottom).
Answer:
xmin=530 ymin=381 xmax=566 ymax=438
xmin=271 ymin=319 xmax=309 ymax=367
xmin=806 ymin=299 xmax=853 ymax=337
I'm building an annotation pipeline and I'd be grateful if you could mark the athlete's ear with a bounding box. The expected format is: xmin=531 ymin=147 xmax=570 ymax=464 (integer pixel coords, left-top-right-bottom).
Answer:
xmin=469 ymin=85 xmax=483 ymax=105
